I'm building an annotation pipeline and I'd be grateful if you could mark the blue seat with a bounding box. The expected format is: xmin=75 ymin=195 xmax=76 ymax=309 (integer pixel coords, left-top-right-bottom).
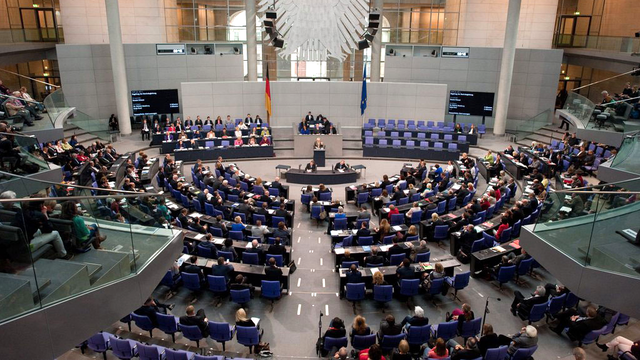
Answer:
xmin=229 ymin=231 xmax=244 ymax=241
xmin=389 ymin=253 xmax=405 ymax=266
xmin=236 ymin=326 xmax=261 ymax=353
xmin=272 ymin=216 xmax=286 ymax=228
xmin=346 ymin=283 xmax=366 ymax=312
xmin=341 ymin=260 xmax=359 ymax=268
xmin=382 ymin=235 xmax=395 ymax=244
xmin=242 ymin=252 xmax=259 ymax=265
xmin=579 ymin=326 xmax=606 ymax=347
xmin=110 ymin=336 xmax=139 ymax=359
xmin=197 ymin=243 xmax=215 ymax=258
xmin=433 ymin=225 xmax=449 ymax=242
xmin=356 ymin=192 xmax=369 ymax=206
xmin=415 ymin=251 xmax=430 ymax=263
xmin=207 ymin=275 xmax=227 ymax=297
xmin=156 ymin=313 xmax=180 ymax=342
xmin=180 ymin=324 xmax=204 ymax=348
xmin=509 ymin=345 xmax=537 ymax=359
xmin=428 ymin=277 xmax=445 ymax=302
xmin=498 ymin=227 xmax=512 ymax=244
xmin=380 ymin=333 xmax=406 ymax=352
xmin=471 ymin=239 xmax=486 ymax=253
xmin=406 ymin=324 xmax=430 ymax=346
xmin=460 ymin=317 xmax=482 ymax=339
xmin=373 ymin=284 xmax=393 ymax=307
xmin=435 ymin=321 xmax=458 ymax=342
xmin=410 ymin=210 xmax=423 ymax=224
xmin=204 ymin=202 xmax=215 ymax=216
xmin=358 ymin=236 xmax=373 ymax=246
xmin=230 ymin=288 xmax=251 ymax=305
xmin=138 ymin=344 xmax=166 ymax=360
xmin=512 ymin=220 xmax=522 ymax=238
xmin=406 ymin=235 xmax=419 ymax=242
xmin=515 ymin=257 xmax=533 ymax=284
xmin=323 ymin=336 xmax=348 ymax=353
xmin=486 ymin=205 xmax=495 ymax=218
xmin=165 ymin=348 xmax=193 ymax=360
xmin=436 ymin=200 xmax=446 ymax=215
xmin=564 ymin=292 xmax=579 ymax=309
xmin=182 ymin=272 xmax=202 ymax=301
xmin=398 ymin=197 xmax=409 ymax=205
xmin=301 ymin=193 xmax=312 ymax=208
xmin=131 ymin=313 xmax=155 ymax=337
xmin=399 ymin=278 xmax=420 ymax=299
xmin=253 ymin=213 xmax=266 ymax=226
xmin=494 ymin=265 xmax=516 ymax=290
xmin=352 ymin=334 xmax=377 ymax=351
xmin=520 ymin=301 xmax=548 ymax=324
xmin=86 ymin=332 xmax=111 ymax=360
xmin=218 ymin=250 xmax=234 ymax=262
xmin=333 ymin=217 xmax=347 ymax=230
xmin=484 ymin=345 xmax=508 ymax=360
xmin=319 ymin=192 xmax=332 ymax=201
xmin=546 ymin=293 xmax=566 ymax=322
xmin=261 ymin=280 xmax=281 ymax=305
xmin=445 ymin=271 xmax=470 ymax=301
xmin=160 ymin=270 xmax=181 ymax=290
xmin=181 ymin=194 xmax=192 ymax=209
xmin=447 ymin=197 xmax=456 ymax=211
xmin=602 ymin=312 xmax=620 ymax=336
xmin=208 ymin=321 xmax=235 ymax=351
xmin=311 ymin=205 xmax=323 ymax=226
xmin=265 ymin=254 xmax=284 ymax=267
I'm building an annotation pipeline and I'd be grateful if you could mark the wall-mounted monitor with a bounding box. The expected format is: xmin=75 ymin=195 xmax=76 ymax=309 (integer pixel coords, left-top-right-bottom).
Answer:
xmin=441 ymin=46 xmax=470 ymax=58
xmin=156 ymin=44 xmax=186 ymax=55
xmin=448 ymin=90 xmax=495 ymax=117
xmin=131 ymin=89 xmax=180 ymax=115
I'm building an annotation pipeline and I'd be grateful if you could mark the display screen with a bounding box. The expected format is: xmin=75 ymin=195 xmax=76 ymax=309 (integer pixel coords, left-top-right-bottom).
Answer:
xmin=131 ymin=89 xmax=180 ymax=115
xmin=448 ymin=91 xmax=495 ymax=117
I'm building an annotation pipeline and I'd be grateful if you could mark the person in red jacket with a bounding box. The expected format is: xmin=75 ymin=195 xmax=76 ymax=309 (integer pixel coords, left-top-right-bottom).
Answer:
xmin=495 ymin=217 xmax=510 ymax=242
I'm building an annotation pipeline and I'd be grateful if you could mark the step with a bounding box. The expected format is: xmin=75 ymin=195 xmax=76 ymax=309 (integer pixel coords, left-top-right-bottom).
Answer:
xmin=0 ymin=275 xmax=36 ymax=319
xmin=522 ymin=133 xmax=555 ymax=145
xmin=65 ymin=261 xmax=103 ymax=281
xmin=0 ymin=272 xmax=51 ymax=299
xmin=23 ymin=258 xmax=91 ymax=305
xmin=72 ymin=250 xmax=131 ymax=286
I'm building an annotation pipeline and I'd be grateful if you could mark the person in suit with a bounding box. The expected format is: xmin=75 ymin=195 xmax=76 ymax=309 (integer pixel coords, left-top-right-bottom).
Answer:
xmin=184 ymin=117 xmax=194 ymax=127
xmin=265 ymin=257 xmax=283 ymax=283
xmin=210 ymin=257 xmax=234 ymax=282
xmin=345 ymin=264 xmax=362 ymax=284
xmin=478 ymin=324 xmax=500 ymax=356
xmin=180 ymin=255 xmax=204 ymax=284
xmin=230 ymin=274 xmax=255 ymax=296
xmin=447 ymin=337 xmax=481 ymax=360
xmin=273 ymin=222 xmax=290 ymax=244
xmin=499 ymin=325 xmax=538 ymax=356
xmin=400 ymin=306 xmax=429 ymax=327
xmin=274 ymin=203 xmax=288 ymax=218
xmin=244 ymin=113 xmax=253 ymax=125
xmin=378 ymin=314 xmax=403 ymax=342
xmin=357 ymin=206 xmax=371 ymax=220
xmin=203 ymin=116 xmax=214 ymax=126
xmin=551 ymin=306 xmax=607 ymax=341
xmin=141 ymin=119 xmax=151 ymax=140
xmin=388 ymin=237 xmax=406 ymax=257
xmin=268 ymin=238 xmax=286 ymax=256
xmin=511 ymin=285 xmax=548 ymax=316
xmin=305 ymin=111 xmax=314 ymax=123
xmin=364 ymin=247 xmax=385 ymax=266
xmin=271 ymin=176 xmax=285 ymax=194
xmin=356 ymin=221 xmax=371 ymax=240
xmin=334 ymin=160 xmax=349 ymax=171
xmin=179 ymin=305 xmax=209 ymax=337
xmin=305 ymin=160 xmax=317 ymax=172
xmin=194 ymin=116 xmax=203 ymax=127
xmin=134 ymin=297 xmax=174 ymax=327
xmin=456 ymin=183 xmax=470 ymax=206
xmin=396 ymin=258 xmax=414 ymax=281
xmin=313 ymin=137 xmax=325 ymax=149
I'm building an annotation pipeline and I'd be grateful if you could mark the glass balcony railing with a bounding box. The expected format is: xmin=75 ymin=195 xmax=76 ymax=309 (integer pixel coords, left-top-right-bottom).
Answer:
xmin=610 ymin=133 xmax=640 ymax=176
xmin=532 ymin=179 xmax=640 ymax=278
xmin=510 ymin=109 xmax=553 ymax=142
xmin=0 ymin=132 xmax=50 ymax=177
xmin=555 ymin=34 xmax=640 ymax=54
xmin=562 ymin=92 xmax=596 ymax=128
xmin=0 ymin=172 xmax=179 ymax=324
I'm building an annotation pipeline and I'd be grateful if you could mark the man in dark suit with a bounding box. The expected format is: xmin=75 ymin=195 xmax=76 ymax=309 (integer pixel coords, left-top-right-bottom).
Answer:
xmin=254 ymin=202 xmax=270 ymax=217
xmin=334 ymin=160 xmax=349 ymax=171
xmin=458 ymin=225 xmax=477 ymax=259
xmin=274 ymin=203 xmax=288 ymax=218
xmin=391 ymin=186 xmax=406 ymax=203
xmin=305 ymin=111 xmax=314 ymax=123
xmin=245 ymin=239 xmax=263 ymax=260
xmin=388 ymin=237 xmax=406 ymax=257
xmin=268 ymin=238 xmax=286 ymax=256
xmin=230 ymin=274 xmax=255 ymax=296
xmin=244 ymin=113 xmax=253 ymax=125
xmin=271 ymin=176 xmax=286 ymax=194
xmin=134 ymin=297 xmax=174 ymax=326
xmin=356 ymin=221 xmax=371 ymax=239
xmin=396 ymin=258 xmax=414 ymax=280
xmin=210 ymin=257 xmax=234 ymax=282
xmin=364 ymin=247 xmax=385 ymax=266
xmin=304 ymin=160 xmax=317 ymax=172
xmin=552 ymin=306 xmax=607 ymax=342
xmin=345 ymin=264 xmax=362 ymax=284
xmin=265 ymin=257 xmax=283 ymax=283
xmin=179 ymin=305 xmax=209 ymax=337
xmin=378 ymin=315 xmax=403 ymax=342
xmin=456 ymin=183 xmax=470 ymax=206
xmin=511 ymin=285 xmax=548 ymax=316
xmin=179 ymin=255 xmax=204 ymax=284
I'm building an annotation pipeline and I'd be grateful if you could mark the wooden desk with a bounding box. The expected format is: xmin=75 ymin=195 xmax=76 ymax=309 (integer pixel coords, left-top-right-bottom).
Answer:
xmin=470 ymin=241 xmax=520 ymax=277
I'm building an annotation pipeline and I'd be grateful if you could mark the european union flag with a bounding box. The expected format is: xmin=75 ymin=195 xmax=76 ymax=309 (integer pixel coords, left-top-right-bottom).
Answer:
xmin=360 ymin=64 xmax=367 ymax=116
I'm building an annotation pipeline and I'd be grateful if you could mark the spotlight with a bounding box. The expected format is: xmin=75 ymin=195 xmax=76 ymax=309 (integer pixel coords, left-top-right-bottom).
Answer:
xmin=369 ymin=12 xmax=380 ymax=22
xmin=272 ymin=37 xmax=284 ymax=48
xmin=190 ymin=47 xmax=197 ymax=54
xmin=233 ymin=47 xmax=240 ymax=54
xmin=265 ymin=26 xmax=275 ymax=35
xmin=364 ymin=33 xmax=374 ymax=42
xmin=368 ymin=20 xmax=380 ymax=31
xmin=388 ymin=48 xmax=395 ymax=56
xmin=358 ymin=39 xmax=370 ymax=50
xmin=368 ymin=27 xmax=378 ymax=36
xmin=204 ymin=46 xmax=212 ymax=54
xmin=266 ymin=10 xmax=277 ymax=19
xmin=263 ymin=19 xmax=274 ymax=28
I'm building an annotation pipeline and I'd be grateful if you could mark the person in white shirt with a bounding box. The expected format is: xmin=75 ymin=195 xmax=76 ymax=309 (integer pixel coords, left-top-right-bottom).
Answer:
xmin=238 ymin=121 xmax=248 ymax=130
xmin=234 ymin=127 xmax=242 ymax=138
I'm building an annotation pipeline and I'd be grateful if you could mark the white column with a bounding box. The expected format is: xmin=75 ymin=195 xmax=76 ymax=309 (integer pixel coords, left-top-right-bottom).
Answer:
xmin=104 ymin=0 xmax=131 ymax=135
xmin=369 ymin=0 xmax=383 ymax=82
xmin=246 ymin=0 xmax=258 ymax=81
xmin=493 ymin=0 xmax=522 ymax=136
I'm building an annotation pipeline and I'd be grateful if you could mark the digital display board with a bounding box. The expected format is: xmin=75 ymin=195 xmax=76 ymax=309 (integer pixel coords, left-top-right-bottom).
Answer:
xmin=131 ymin=89 xmax=180 ymax=116
xmin=448 ymin=90 xmax=495 ymax=117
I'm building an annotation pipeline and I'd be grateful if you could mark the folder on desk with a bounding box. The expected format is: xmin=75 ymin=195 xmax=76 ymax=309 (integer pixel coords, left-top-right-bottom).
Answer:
xmin=492 ymin=246 xmax=506 ymax=252
xmin=362 ymin=246 xmax=371 ymax=252
xmin=196 ymin=258 xmax=208 ymax=267
xmin=370 ymin=268 xmax=380 ymax=275
xmin=392 ymin=225 xmax=402 ymax=232
xmin=334 ymin=248 xmax=345 ymax=255
xmin=194 ymin=234 xmax=205 ymax=240
xmin=419 ymin=262 xmax=433 ymax=271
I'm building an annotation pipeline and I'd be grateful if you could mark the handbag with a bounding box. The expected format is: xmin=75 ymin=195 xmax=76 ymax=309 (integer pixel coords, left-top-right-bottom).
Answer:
xmin=319 ymin=211 xmax=327 ymax=220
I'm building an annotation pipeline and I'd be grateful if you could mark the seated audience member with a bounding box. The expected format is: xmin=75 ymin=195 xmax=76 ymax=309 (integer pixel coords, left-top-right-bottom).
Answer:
xmin=420 ymin=262 xmax=444 ymax=291
xmin=235 ymin=308 xmax=257 ymax=327
xmin=230 ymin=274 xmax=255 ymax=295
xmin=61 ymin=201 xmax=106 ymax=249
xmin=345 ymin=264 xmax=362 ymax=285
xmin=179 ymin=305 xmax=209 ymax=337
xmin=478 ymin=324 xmax=500 ymax=356
xmin=392 ymin=340 xmax=412 ymax=360
xmin=305 ymin=160 xmax=317 ymax=172
xmin=426 ymin=337 xmax=449 ymax=359
xmin=265 ymin=257 xmax=283 ymax=283
xmin=446 ymin=337 xmax=481 ymax=360
xmin=400 ymin=306 xmax=429 ymax=328
xmin=273 ymin=222 xmax=290 ymax=244
xmin=396 ymin=258 xmax=414 ymax=282
xmin=511 ymin=285 xmax=547 ymax=317
xmin=365 ymin=247 xmax=385 ymax=266
xmin=498 ymin=325 xmax=538 ymax=356
xmin=448 ymin=303 xmax=474 ymax=334
xmin=134 ymin=297 xmax=174 ymax=326
xmin=597 ymin=335 xmax=640 ymax=359
xmin=378 ymin=314 xmax=402 ymax=342
xmin=349 ymin=315 xmax=372 ymax=342
xmin=321 ymin=317 xmax=346 ymax=356
xmin=211 ymin=256 xmax=234 ymax=282
xmin=334 ymin=347 xmax=348 ymax=360
xmin=550 ymin=306 xmax=607 ymax=341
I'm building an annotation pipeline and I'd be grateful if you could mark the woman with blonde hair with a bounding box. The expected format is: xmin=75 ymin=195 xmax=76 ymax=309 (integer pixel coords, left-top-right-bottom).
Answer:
xmin=372 ymin=271 xmax=388 ymax=286
xmin=235 ymin=308 xmax=256 ymax=327
xmin=407 ymin=225 xmax=418 ymax=236
xmin=349 ymin=315 xmax=371 ymax=342
xmin=375 ymin=218 xmax=391 ymax=243
xmin=393 ymin=339 xmax=412 ymax=360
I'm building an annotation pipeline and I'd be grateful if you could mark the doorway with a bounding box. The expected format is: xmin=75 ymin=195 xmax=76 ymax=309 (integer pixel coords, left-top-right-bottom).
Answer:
xmin=556 ymin=15 xmax=592 ymax=48
xmin=20 ymin=8 xmax=59 ymax=42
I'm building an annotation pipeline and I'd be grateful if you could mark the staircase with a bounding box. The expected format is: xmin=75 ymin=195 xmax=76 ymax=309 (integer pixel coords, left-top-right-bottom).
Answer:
xmin=514 ymin=125 xmax=566 ymax=148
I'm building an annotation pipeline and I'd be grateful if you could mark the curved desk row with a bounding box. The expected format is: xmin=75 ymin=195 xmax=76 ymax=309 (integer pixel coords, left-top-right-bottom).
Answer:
xmin=285 ymin=169 xmax=358 ymax=185
xmin=173 ymin=146 xmax=274 ymax=162
xmin=363 ymin=145 xmax=460 ymax=161
xmin=160 ymin=137 xmax=271 ymax=154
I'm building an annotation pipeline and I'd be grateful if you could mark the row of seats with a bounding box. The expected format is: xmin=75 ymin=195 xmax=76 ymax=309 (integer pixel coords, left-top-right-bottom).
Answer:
xmin=365 ymin=130 xmax=470 ymax=142
xmin=82 ymin=331 xmax=254 ymax=360
xmin=364 ymin=119 xmax=486 ymax=134
xmin=363 ymin=138 xmax=461 ymax=150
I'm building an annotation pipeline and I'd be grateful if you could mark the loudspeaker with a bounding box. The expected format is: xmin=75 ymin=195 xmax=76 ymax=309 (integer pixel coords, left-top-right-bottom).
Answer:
xmin=369 ymin=13 xmax=380 ymax=22
xmin=264 ymin=19 xmax=274 ymax=27
xmin=358 ymin=39 xmax=370 ymax=50
xmin=266 ymin=10 xmax=277 ymax=19
xmin=364 ymin=33 xmax=374 ymax=42
xmin=265 ymin=26 xmax=275 ymax=35
xmin=368 ymin=20 xmax=380 ymax=30
xmin=272 ymin=37 xmax=284 ymax=48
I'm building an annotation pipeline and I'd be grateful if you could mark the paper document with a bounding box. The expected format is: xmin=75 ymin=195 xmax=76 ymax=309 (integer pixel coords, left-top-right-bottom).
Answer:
xmin=194 ymin=234 xmax=205 ymax=240
xmin=392 ymin=225 xmax=403 ymax=232
xmin=334 ymin=248 xmax=345 ymax=255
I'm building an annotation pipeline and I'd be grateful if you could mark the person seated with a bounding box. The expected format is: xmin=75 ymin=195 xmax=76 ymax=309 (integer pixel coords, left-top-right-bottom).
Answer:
xmin=400 ymin=306 xmax=429 ymax=328
xmin=12 ymin=198 xmax=71 ymax=260
xmin=420 ymin=262 xmax=444 ymax=291
xmin=299 ymin=123 xmax=310 ymax=134
xmin=349 ymin=315 xmax=372 ymax=342
xmin=134 ymin=297 xmax=174 ymax=327
xmin=179 ymin=305 xmax=209 ymax=336
xmin=230 ymin=274 xmax=255 ymax=296
xmin=378 ymin=315 xmax=402 ymax=342
xmin=365 ymin=247 xmax=385 ymax=266
xmin=260 ymin=135 xmax=271 ymax=145
xmin=273 ymin=222 xmax=290 ymax=244
xmin=244 ymin=113 xmax=253 ymax=125
xmin=345 ymin=264 xmax=362 ymax=284
xmin=231 ymin=216 xmax=246 ymax=231
xmin=334 ymin=206 xmax=346 ymax=219
xmin=334 ymin=160 xmax=349 ymax=171
xmin=511 ymin=285 xmax=548 ymax=317
xmin=325 ymin=124 xmax=337 ymax=135
xmin=387 ymin=204 xmax=399 ymax=216
xmin=234 ymin=137 xmax=244 ymax=146
xmin=333 ymin=347 xmax=348 ymax=360
xmin=211 ymin=256 xmax=234 ymax=282
xmin=305 ymin=160 xmax=317 ymax=172
xmin=478 ymin=324 xmax=500 ymax=356
xmin=447 ymin=303 xmax=474 ymax=334
xmin=391 ymin=340 xmax=412 ymax=360
xmin=425 ymin=338 xmax=449 ymax=359
xmin=245 ymin=239 xmax=263 ymax=260
xmin=265 ymin=257 xmax=283 ymax=284
xmin=498 ymin=325 xmax=538 ymax=356
xmin=550 ymin=306 xmax=607 ymax=341
xmin=357 ymin=344 xmax=386 ymax=360
xmin=446 ymin=337 xmax=481 ymax=360
xmin=597 ymin=335 xmax=640 ymax=359
xmin=221 ymin=238 xmax=238 ymax=261
xmin=235 ymin=308 xmax=257 ymax=327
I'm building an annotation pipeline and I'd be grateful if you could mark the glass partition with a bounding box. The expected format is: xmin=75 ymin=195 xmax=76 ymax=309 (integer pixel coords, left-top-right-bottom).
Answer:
xmin=0 ymin=172 xmax=178 ymax=324
xmin=510 ymin=109 xmax=553 ymax=141
xmin=532 ymin=179 xmax=640 ymax=276
xmin=555 ymin=35 xmax=640 ymax=54
xmin=0 ymin=132 xmax=50 ymax=175
xmin=562 ymin=91 xmax=596 ymax=129
xmin=610 ymin=133 xmax=640 ymax=175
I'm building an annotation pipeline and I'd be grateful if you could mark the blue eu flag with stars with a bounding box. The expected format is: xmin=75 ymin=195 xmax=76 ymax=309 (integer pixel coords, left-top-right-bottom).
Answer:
xmin=360 ymin=65 xmax=367 ymax=116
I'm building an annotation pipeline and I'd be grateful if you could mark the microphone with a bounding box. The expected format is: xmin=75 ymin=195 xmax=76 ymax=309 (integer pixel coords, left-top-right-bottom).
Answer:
xmin=320 ymin=312 xmax=324 ymax=317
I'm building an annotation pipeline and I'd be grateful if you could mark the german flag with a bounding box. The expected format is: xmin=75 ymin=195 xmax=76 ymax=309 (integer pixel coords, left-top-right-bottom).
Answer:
xmin=265 ymin=64 xmax=272 ymax=123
